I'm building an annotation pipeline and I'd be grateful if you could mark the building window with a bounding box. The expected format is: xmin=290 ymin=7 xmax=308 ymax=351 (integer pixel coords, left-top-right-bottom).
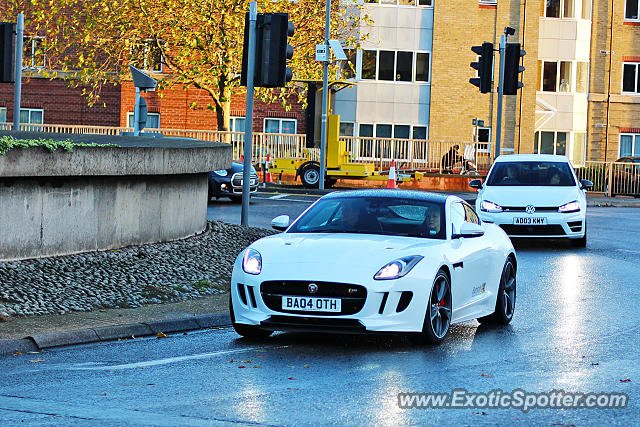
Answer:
xmin=230 ymin=117 xmax=246 ymax=132
xmin=127 ymin=112 xmax=160 ymax=128
xmin=20 ymin=108 xmax=44 ymax=124
xmin=544 ymin=0 xmax=575 ymax=18
xmin=131 ymin=40 xmax=163 ymax=73
xmin=340 ymin=49 xmax=357 ymax=79
xmin=622 ymin=63 xmax=640 ymax=94
xmin=626 ymin=0 xmax=639 ymax=20
xmin=359 ymin=124 xmax=374 ymax=137
xmin=535 ymin=131 xmax=567 ymax=155
xmin=359 ymin=49 xmax=430 ymax=83
xmin=264 ymin=118 xmax=297 ymax=134
xmin=365 ymin=0 xmax=432 ymax=6
xmin=362 ymin=50 xmax=377 ymax=80
xmin=619 ymin=134 xmax=640 ymax=157
xmin=413 ymin=126 xmax=427 ymax=140
xmin=582 ymin=0 xmax=592 ymax=19
xmin=539 ymin=60 xmax=574 ymax=92
xmin=24 ymin=36 xmax=45 ymax=69
xmin=340 ymin=122 xmax=355 ymax=136
xmin=0 ymin=107 xmax=6 ymax=123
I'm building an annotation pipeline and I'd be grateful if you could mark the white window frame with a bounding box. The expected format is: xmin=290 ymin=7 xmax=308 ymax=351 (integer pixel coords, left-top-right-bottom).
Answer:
xmin=619 ymin=133 xmax=640 ymax=157
xmin=539 ymin=60 xmax=578 ymax=93
xmin=19 ymin=108 xmax=44 ymax=124
xmin=358 ymin=49 xmax=431 ymax=84
xmin=24 ymin=36 xmax=45 ymax=69
xmin=230 ymin=117 xmax=246 ymax=132
xmin=127 ymin=112 xmax=161 ymax=129
xmin=263 ymin=118 xmax=297 ymax=134
xmin=131 ymin=39 xmax=164 ymax=73
xmin=0 ymin=107 xmax=7 ymax=123
xmin=535 ymin=130 xmax=569 ymax=155
xmin=339 ymin=121 xmax=356 ymax=137
xmin=543 ymin=0 xmax=577 ymax=18
xmin=622 ymin=62 xmax=640 ymax=95
xmin=625 ymin=0 xmax=640 ymax=21
xmin=364 ymin=0 xmax=433 ymax=7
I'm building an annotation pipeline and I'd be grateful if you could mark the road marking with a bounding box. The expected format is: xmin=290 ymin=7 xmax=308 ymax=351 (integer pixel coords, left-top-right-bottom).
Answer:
xmin=268 ymin=194 xmax=289 ymax=199
xmin=617 ymin=249 xmax=640 ymax=255
xmin=70 ymin=346 xmax=288 ymax=371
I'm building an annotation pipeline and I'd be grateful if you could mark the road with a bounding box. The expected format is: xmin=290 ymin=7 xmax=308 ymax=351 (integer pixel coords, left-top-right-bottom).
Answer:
xmin=1 ymin=197 xmax=639 ymax=425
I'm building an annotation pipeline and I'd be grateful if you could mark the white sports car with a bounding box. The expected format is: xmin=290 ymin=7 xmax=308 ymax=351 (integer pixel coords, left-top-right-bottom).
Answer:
xmin=230 ymin=190 xmax=517 ymax=344
xmin=470 ymin=154 xmax=593 ymax=247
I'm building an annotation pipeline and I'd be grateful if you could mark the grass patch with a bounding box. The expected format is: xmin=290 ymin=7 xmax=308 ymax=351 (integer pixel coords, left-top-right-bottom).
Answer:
xmin=141 ymin=285 xmax=175 ymax=299
xmin=0 ymin=135 xmax=117 ymax=156
xmin=193 ymin=279 xmax=210 ymax=291
xmin=172 ymin=285 xmax=188 ymax=293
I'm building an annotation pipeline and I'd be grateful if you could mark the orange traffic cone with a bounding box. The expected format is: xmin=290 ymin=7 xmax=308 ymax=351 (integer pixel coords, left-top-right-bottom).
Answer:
xmin=386 ymin=160 xmax=398 ymax=189
xmin=264 ymin=155 xmax=273 ymax=183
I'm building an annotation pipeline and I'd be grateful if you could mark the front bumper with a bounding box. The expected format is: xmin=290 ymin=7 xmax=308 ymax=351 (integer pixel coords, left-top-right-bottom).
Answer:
xmin=230 ymin=273 xmax=429 ymax=334
xmin=478 ymin=210 xmax=586 ymax=238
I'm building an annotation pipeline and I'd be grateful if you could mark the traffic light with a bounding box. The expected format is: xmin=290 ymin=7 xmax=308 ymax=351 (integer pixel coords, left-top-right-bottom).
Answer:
xmin=0 ymin=22 xmax=16 ymax=83
xmin=470 ymin=42 xmax=493 ymax=93
xmin=241 ymin=13 xmax=295 ymax=88
xmin=503 ymin=43 xmax=526 ymax=95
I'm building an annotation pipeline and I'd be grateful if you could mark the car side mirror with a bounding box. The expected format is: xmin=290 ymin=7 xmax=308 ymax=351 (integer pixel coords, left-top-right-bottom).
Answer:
xmin=271 ymin=215 xmax=290 ymax=231
xmin=452 ymin=222 xmax=485 ymax=239
xmin=469 ymin=179 xmax=483 ymax=189
xmin=580 ymin=179 xmax=593 ymax=190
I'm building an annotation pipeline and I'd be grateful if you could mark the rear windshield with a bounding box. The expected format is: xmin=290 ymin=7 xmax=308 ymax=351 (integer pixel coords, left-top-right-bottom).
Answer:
xmin=287 ymin=197 xmax=446 ymax=239
xmin=486 ymin=161 xmax=576 ymax=186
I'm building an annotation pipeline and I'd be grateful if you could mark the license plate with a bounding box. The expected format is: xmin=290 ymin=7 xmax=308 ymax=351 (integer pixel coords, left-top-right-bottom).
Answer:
xmin=513 ymin=217 xmax=547 ymax=225
xmin=282 ymin=296 xmax=341 ymax=312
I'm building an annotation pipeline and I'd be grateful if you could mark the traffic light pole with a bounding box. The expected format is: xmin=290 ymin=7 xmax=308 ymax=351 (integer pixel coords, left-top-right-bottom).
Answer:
xmin=241 ymin=1 xmax=258 ymax=226
xmin=12 ymin=13 xmax=23 ymax=131
xmin=318 ymin=0 xmax=330 ymax=190
xmin=494 ymin=34 xmax=506 ymax=160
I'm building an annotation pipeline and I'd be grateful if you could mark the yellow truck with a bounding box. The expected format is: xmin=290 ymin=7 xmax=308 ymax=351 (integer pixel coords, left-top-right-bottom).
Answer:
xmin=269 ymin=115 xmax=423 ymax=188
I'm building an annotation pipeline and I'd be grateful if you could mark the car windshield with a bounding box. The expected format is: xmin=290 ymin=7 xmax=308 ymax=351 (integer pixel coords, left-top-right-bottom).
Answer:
xmin=486 ymin=161 xmax=576 ymax=186
xmin=287 ymin=196 xmax=446 ymax=239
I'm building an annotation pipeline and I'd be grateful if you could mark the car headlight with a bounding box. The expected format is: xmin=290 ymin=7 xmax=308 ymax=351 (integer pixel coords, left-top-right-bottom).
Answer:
xmin=242 ymin=249 xmax=262 ymax=275
xmin=213 ymin=169 xmax=228 ymax=177
xmin=481 ymin=200 xmax=503 ymax=213
xmin=559 ymin=200 xmax=580 ymax=213
xmin=374 ymin=256 xmax=423 ymax=280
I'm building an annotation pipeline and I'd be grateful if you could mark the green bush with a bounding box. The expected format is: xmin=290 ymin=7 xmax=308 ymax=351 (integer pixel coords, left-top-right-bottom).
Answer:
xmin=0 ymin=135 xmax=116 ymax=156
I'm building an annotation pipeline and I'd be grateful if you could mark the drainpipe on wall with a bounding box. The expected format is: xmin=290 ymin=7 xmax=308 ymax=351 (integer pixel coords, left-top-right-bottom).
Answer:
xmin=604 ymin=0 xmax=614 ymax=162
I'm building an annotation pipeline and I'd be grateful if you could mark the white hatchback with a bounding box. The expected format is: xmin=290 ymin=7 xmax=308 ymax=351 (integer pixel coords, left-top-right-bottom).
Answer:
xmin=470 ymin=154 xmax=593 ymax=247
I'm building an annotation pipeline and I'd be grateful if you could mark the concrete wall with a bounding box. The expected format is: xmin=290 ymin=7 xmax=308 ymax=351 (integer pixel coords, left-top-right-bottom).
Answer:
xmin=0 ymin=134 xmax=231 ymax=260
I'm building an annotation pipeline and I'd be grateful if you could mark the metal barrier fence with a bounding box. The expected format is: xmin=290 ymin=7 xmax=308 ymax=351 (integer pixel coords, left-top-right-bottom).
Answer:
xmin=10 ymin=122 xmax=638 ymax=195
xmin=340 ymin=136 xmax=493 ymax=172
xmin=576 ymin=160 xmax=640 ymax=197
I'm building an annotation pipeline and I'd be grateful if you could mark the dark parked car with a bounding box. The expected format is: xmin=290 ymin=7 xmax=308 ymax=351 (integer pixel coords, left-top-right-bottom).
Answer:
xmin=610 ymin=156 xmax=640 ymax=197
xmin=209 ymin=162 xmax=260 ymax=202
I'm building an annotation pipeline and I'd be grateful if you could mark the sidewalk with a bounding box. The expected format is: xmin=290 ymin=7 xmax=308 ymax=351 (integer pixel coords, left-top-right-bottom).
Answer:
xmin=0 ymin=293 xmax=231 ymax=356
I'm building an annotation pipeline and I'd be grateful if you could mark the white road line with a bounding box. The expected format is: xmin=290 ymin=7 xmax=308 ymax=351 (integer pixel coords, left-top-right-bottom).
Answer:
xmin=617 ymin=249 xmax=640 ymax=255
xmin=70 ymin=346 xmax=288 ymax=370
xmin=268 ymin=194 xmax=289 ymax=199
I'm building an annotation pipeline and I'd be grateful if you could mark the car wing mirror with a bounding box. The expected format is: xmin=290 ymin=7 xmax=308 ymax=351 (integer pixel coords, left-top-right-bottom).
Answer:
xmin=452 ymin=222 xmax=484 ymax=239
xmin=469 ymin=179 xmax=483 ymax=189
xmin=580 ymin=179 xmax=593 ymax=190
xmin=271 ymin=215 xmax=290 ymax=231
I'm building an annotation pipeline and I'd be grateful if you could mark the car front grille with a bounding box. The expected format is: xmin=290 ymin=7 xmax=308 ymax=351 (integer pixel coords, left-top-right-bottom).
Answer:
xmin=260 ymin=281 xmax=367 ymax=316
xmin=499 ymin=224 xmax=567 ymax=236
xmin=231 ymin=172 xmax=259 ymax=191
xmin=260 ymin=316 xmax=366 ymax=333
xmin=501 ymin=206 xmax=559 ymax=212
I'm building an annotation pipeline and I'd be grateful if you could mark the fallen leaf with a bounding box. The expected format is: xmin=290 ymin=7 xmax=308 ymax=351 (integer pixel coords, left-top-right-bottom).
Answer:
xmin=253 ymin=366 xmax=262 ymax=369
xmin=11 ymin=351 xmax=21 ymax=356
xmin=481 ymin=373 xmax=493 ymax=378
xmin=156 ymin=332 xmax=168 ymax=338
xmin=28 ymin=359 xmax=45 ymax=363
xmin=98 ymin=393 xmax=107 ymax=396
xmin=591 ymin=362 xmax=599 ymax=366
xmin=27 ymin=351 xmax=40 ymax=354
xmin=620 ymin=379 xmax=631 ymax=383
xmin=238 ymin=365 xmax=246 ymax=368
xmin=183 ymin=332 xmax=188 ymax=335
xmin=287 ymin=387 xmax=299 ymax=390
xmin=288 ymin=377 xmax=296 ymax=380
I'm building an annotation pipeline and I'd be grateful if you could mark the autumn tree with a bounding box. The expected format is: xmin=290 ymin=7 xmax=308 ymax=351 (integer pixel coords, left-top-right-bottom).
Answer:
xmin=2 ymin=0 xmax=368 ymax=131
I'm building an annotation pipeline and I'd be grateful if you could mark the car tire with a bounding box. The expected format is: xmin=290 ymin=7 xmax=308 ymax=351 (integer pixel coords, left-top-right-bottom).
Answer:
xmin=300 ymin=164 xmax=321 ymax=188
xmin=409 ymin=270 xmax=452 ymax=345
xmin=477 ymin=258 xmax=516 ymax=325
xmin=229 ymin=295 xmax=272 ymax=339
xmin=571 ymin=221 xmax=587 ymax=248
